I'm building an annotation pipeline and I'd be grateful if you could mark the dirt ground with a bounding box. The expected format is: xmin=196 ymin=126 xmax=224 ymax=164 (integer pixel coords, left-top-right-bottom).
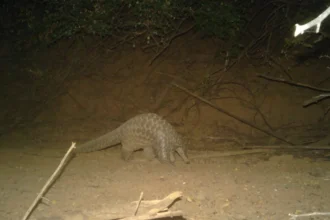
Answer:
xmin=1 ymin=133 xmax=330 ymax=220
xmin=1 ymin=35 xmax=330 ymax=220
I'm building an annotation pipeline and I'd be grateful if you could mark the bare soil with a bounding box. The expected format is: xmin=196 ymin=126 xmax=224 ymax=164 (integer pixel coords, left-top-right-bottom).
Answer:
xmin=1 ymin=135 xmax=330 ymax=220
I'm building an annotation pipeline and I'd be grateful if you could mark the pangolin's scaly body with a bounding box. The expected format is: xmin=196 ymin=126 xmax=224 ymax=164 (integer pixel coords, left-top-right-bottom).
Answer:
xmin=75 ymin=113 xmax=189 ymax=164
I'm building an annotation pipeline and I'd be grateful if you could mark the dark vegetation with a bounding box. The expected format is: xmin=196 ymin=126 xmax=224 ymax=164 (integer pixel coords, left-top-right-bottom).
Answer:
xmin=1 ymin=0 xmax=328 ymax=54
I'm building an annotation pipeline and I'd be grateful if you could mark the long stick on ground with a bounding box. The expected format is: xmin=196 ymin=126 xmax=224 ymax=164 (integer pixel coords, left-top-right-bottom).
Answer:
xmin=289 ymin=211 xmax=330 ymax=220
xmin=171 ymin=83 xmax=293 ymax=145
xmin=258 ymin=74 xmax=330 ymax=92
xmin=22 ymin=143 xmax=76 ymax=220
xmin=134 ymin=192 xmax=144 ymax=216
xmin=189 ymin=149 xmax=274 ymax=160
xmin=119 ymin=210 xmax=183 ymax=220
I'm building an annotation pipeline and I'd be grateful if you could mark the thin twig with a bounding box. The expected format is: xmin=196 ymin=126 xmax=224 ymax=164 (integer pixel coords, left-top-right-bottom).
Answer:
xmin=149 ymin=24 xmax=195 ymax=66
xmin=22 ymin=143 xmax=76 ymax=220
xmin=209 ymin=81 xmax=275 ymax=132
xmin=171 ymin=82 xmax=293 ymax=145
xmin=268 ymin=56 xmax=293 ymax=80
xmin=151 ymin=80 xmax=173 ymax=112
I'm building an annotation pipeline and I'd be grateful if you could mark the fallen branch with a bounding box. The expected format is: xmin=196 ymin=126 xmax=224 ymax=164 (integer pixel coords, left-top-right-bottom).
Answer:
xmin=258 ymin=74 xmax=330 ymax=93
xmin=310 ymin=134 xmax=330 ymax=146
xmin=289 ymin=211 xmax=330 ymax=220
xmin=204 ymin=136 xmax=246 ymax=146
xmin=134 ymin=192 xmax=144 ymax=216
xmin=171 ymin=82 xmax=293 ymax=145
xmin=189 ymin=149 xmax=274 ymax=160
xmin=119 ymin=210 xmax=183 ymax=220
xmin=243 ymin=145 xmax=330 ymax=150
xmin=144 ymin=191 xmax=182 ymax=215
xmin=303 ymin=93 xmax=330 ymax=107
xmin=22 ymin=143 xmax=76 ymax=220
xmin=113 ymin=191 xmax=184 ymax=220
